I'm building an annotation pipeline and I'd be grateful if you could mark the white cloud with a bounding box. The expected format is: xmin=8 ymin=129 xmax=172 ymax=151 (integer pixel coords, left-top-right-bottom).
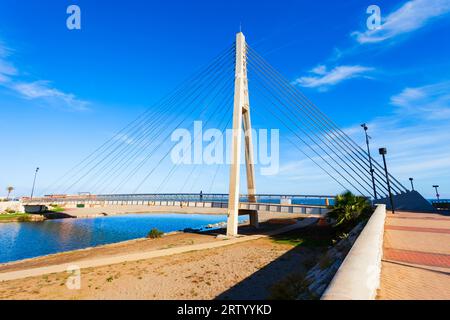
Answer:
xmin=343 ymin=105 xmax=450 ymax=198
xmin=0 ymin=48 xmax=17 ymax=83
xmin=390 ymin=81 xmax=450 ymax=119
xmin=353 ymin=0 xmax=450 ymax=44
xmin=274 ymin=80 xmax=450 ymax=198
xmin=0 ymin=41 xmax=88 ymax=111
xmin=0 ymin=60 xmax=17 ymax=77
xmin=12 ymin=81 xmax=89 ymax=111
xmin=293 ymin=65 xmax=373 ymax=89
xmin=310 ymin=65 xmax=327 ymax=75
xmin=0 ymin=73 xmax=10 ymax=83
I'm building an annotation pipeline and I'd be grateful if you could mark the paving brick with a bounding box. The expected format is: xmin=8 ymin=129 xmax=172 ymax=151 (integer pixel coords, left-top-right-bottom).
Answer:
xmin=385 ymin=225 xmax=450 ymax=234
xmin=384 ymin=248 xmax=450 ymax=268
xmin=377 ymin=211 xmax=450 ymax=300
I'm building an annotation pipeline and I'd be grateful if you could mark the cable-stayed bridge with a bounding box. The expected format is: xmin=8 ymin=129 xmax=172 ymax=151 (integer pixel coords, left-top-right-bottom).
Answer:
xmin=29 ymin=32 xmax=434 ymax=236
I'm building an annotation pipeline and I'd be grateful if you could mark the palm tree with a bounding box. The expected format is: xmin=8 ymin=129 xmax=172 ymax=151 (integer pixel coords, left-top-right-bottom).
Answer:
xmin=6 ymin=186 xmax=14 ymax=200
xmin=328 ymin=191 xmax=371 ymax=226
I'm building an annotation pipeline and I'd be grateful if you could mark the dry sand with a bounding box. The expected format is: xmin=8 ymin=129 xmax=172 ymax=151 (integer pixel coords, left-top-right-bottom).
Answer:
xmin=0 ymin=213 xmax=325 ymax=300
xmin=0 ymin=236 xmax=321 ymax=300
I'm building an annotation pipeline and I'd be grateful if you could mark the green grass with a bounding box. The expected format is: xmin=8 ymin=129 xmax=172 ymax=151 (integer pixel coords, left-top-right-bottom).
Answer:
xmin=49 ymin=206 xmax=65 ymax=212
xmin=271 ymin=226 xmax=335 ymax=248
xmin=0 ymin=213 xmax=32 ymax=222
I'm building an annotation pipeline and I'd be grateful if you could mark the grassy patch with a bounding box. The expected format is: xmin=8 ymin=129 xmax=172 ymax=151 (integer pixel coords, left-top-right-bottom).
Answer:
xmin=48 ymin=204 xmax=65 ymax=212
xmin=0 ymin=213 xmax=32 ymax=222
xmin=271 ymin=225 xmax=335 ymax=248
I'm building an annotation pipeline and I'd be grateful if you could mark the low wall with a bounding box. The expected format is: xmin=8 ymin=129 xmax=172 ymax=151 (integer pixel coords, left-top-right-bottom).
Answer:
xmin=321 ymin=204 xmax=386 ymax=300
xmin=0 ymin=201 xmax=24 ymax=213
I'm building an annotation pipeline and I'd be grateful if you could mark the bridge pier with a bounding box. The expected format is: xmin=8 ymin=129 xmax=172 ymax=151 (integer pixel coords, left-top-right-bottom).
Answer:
xmin=239 ymin=209 xmax=259 ymax=228
xmin=227 ymin=32 xmax=258 ymax=237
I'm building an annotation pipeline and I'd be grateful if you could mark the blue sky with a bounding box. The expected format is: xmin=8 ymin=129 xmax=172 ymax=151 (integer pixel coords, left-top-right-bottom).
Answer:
xmin=1 ymin=0 xmax=450 ymax=198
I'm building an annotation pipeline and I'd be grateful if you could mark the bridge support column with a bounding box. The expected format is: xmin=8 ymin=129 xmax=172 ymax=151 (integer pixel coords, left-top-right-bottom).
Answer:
xmin=248 ymin=210 xmax=259 ymax=229
xmin=227 ymin=32 xmax=258 ymax=236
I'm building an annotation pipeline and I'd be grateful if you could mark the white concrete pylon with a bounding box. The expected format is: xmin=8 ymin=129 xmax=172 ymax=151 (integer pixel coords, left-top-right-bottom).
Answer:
xmin=227 ymin=32 xmax=258 ymax=237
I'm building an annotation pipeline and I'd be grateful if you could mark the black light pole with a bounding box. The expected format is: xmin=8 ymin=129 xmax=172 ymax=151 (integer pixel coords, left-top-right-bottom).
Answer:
xmin=409 ymin=178 xmax=415 ymax=191
xmin=433 ymin=185 xmax=440 ymax=202
xmin=30 ymin=167 xmax=40 ymax=200
xmin=361 ymin=123 xmax=377 ymax=199
xmin=379 ymin=148 xmax=395 ymax=214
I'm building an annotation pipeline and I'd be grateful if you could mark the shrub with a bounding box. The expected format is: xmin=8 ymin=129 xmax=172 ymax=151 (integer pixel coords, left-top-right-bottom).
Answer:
xmin=328 ymin=191 xmax=371 ymax=227
xmin=4 ymin=209 xmax=16 ymax=214
xmin=269 ymin=273 xmax=308 ymax=300
xmin=147 ymin=228 xmax=164 ymax=239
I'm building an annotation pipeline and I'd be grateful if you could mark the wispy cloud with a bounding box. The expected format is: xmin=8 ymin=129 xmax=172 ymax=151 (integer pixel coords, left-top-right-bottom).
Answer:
xmin=11 ymin=81 xmax=89 ymax=111
xmin=352 ymin=0 xmax=450 ymax=44
xmin=0 ymin=41 xmax=89 ymax=111
xmin=0 ymin=48 xmax=17 ymax=83
xmin=293 ymin=65 xmax=373 ymax=89
xmin=348 ymin=117 xmax=450 ymax=196
xmin=340 ymin=82 xmax=450 ymax=197
xmin=390 ymin=81 xmax=450 ymax=119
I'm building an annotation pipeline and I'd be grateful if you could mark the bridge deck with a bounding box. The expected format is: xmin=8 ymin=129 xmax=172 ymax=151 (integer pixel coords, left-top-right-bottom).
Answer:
xmin=25 ymin=198 xmax=329 ymax=216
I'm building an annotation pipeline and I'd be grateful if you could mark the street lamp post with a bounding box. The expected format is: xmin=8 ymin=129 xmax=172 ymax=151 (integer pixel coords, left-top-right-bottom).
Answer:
xmin=379 ymin=148 xmax=395 ymax=214
xmin=409 ymin=177 xmax=415 ymax=191
xmin=361 ymin=123 xmax=377 ymax=199
xmin=433 ymin=185 xmax=440 ymax=202
xmin=30 ymin=167 xmax=40 ymax=200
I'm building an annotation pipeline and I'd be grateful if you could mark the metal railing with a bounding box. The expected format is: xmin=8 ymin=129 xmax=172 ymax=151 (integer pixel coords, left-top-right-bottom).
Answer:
xmin=23 ymin=195 xmax=330 ymax=216
xmin=25 ymin=193 xmax=335 ymax=205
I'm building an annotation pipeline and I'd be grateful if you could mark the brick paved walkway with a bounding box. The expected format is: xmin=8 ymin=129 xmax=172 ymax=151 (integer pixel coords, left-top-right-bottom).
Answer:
xmin=377 ymin=211 xmax=450 ymax=300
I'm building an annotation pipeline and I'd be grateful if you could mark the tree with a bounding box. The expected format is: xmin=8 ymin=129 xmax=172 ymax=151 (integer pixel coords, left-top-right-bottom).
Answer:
xmin=6 ymin=186 xmax=14 ymax=200
xmin=328 ymin=191 xmax=371 ymax=226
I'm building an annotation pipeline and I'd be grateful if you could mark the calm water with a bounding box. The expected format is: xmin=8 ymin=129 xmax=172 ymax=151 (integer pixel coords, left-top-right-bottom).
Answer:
xmin=0 ymin=213 xmax=246 ymax=264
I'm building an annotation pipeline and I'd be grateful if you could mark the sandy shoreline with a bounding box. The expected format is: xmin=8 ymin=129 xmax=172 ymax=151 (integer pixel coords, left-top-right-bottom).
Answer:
xmin=0 ymin=212 xmax=305 ymax=272
xmin=0 ymin=211 xmax=327 ymax=299
xmin=0 ymin=218 xmax=327 ymax=300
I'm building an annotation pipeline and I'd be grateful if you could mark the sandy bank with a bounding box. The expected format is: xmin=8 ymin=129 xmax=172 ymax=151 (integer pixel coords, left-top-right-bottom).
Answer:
xmin=0 ymin=218 xmax=326 ymax=300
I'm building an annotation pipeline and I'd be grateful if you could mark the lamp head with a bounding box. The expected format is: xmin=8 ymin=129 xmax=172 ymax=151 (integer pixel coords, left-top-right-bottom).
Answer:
xmin=409 ymin=177 xmax=413 ymax=181
xmin=433 ymin=185 xmax=439 ymax=188
xmin=379 ymin=147 xmax=387 ymax=155
xmin=361 ymin=123 xmax=368 ymax=131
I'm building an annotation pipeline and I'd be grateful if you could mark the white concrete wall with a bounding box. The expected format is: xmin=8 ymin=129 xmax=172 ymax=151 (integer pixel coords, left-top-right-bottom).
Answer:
xmin=0 ymin=201 xmax=25 ymax=213
xmin=321 ymin=204 xmax=386 ymax=300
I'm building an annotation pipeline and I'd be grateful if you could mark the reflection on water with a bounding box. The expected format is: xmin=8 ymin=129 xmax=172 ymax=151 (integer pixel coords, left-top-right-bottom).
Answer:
xmin=0 ymin=213 xmax=245 ymax=264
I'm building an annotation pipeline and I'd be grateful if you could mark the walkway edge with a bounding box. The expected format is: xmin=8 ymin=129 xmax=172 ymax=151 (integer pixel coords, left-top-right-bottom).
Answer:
xmin=321 ymin=205 xmax=386 ymax=300
xmin=0 ymin=218 xmax=317 ymax=282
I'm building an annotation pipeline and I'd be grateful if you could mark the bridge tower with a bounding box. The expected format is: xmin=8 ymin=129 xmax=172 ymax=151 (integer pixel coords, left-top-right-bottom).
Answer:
xmin=227 ymin=32 xmax=258 ymax=237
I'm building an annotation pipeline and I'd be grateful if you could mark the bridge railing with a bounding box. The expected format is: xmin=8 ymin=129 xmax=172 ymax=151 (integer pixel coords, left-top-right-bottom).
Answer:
xmin=432 ymin=200 xmax=450 ymax=211
xmin=24 ymin=193 xmax=335 ymax=206
xmin=23 ymin=197 xmax=329 ymax=216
